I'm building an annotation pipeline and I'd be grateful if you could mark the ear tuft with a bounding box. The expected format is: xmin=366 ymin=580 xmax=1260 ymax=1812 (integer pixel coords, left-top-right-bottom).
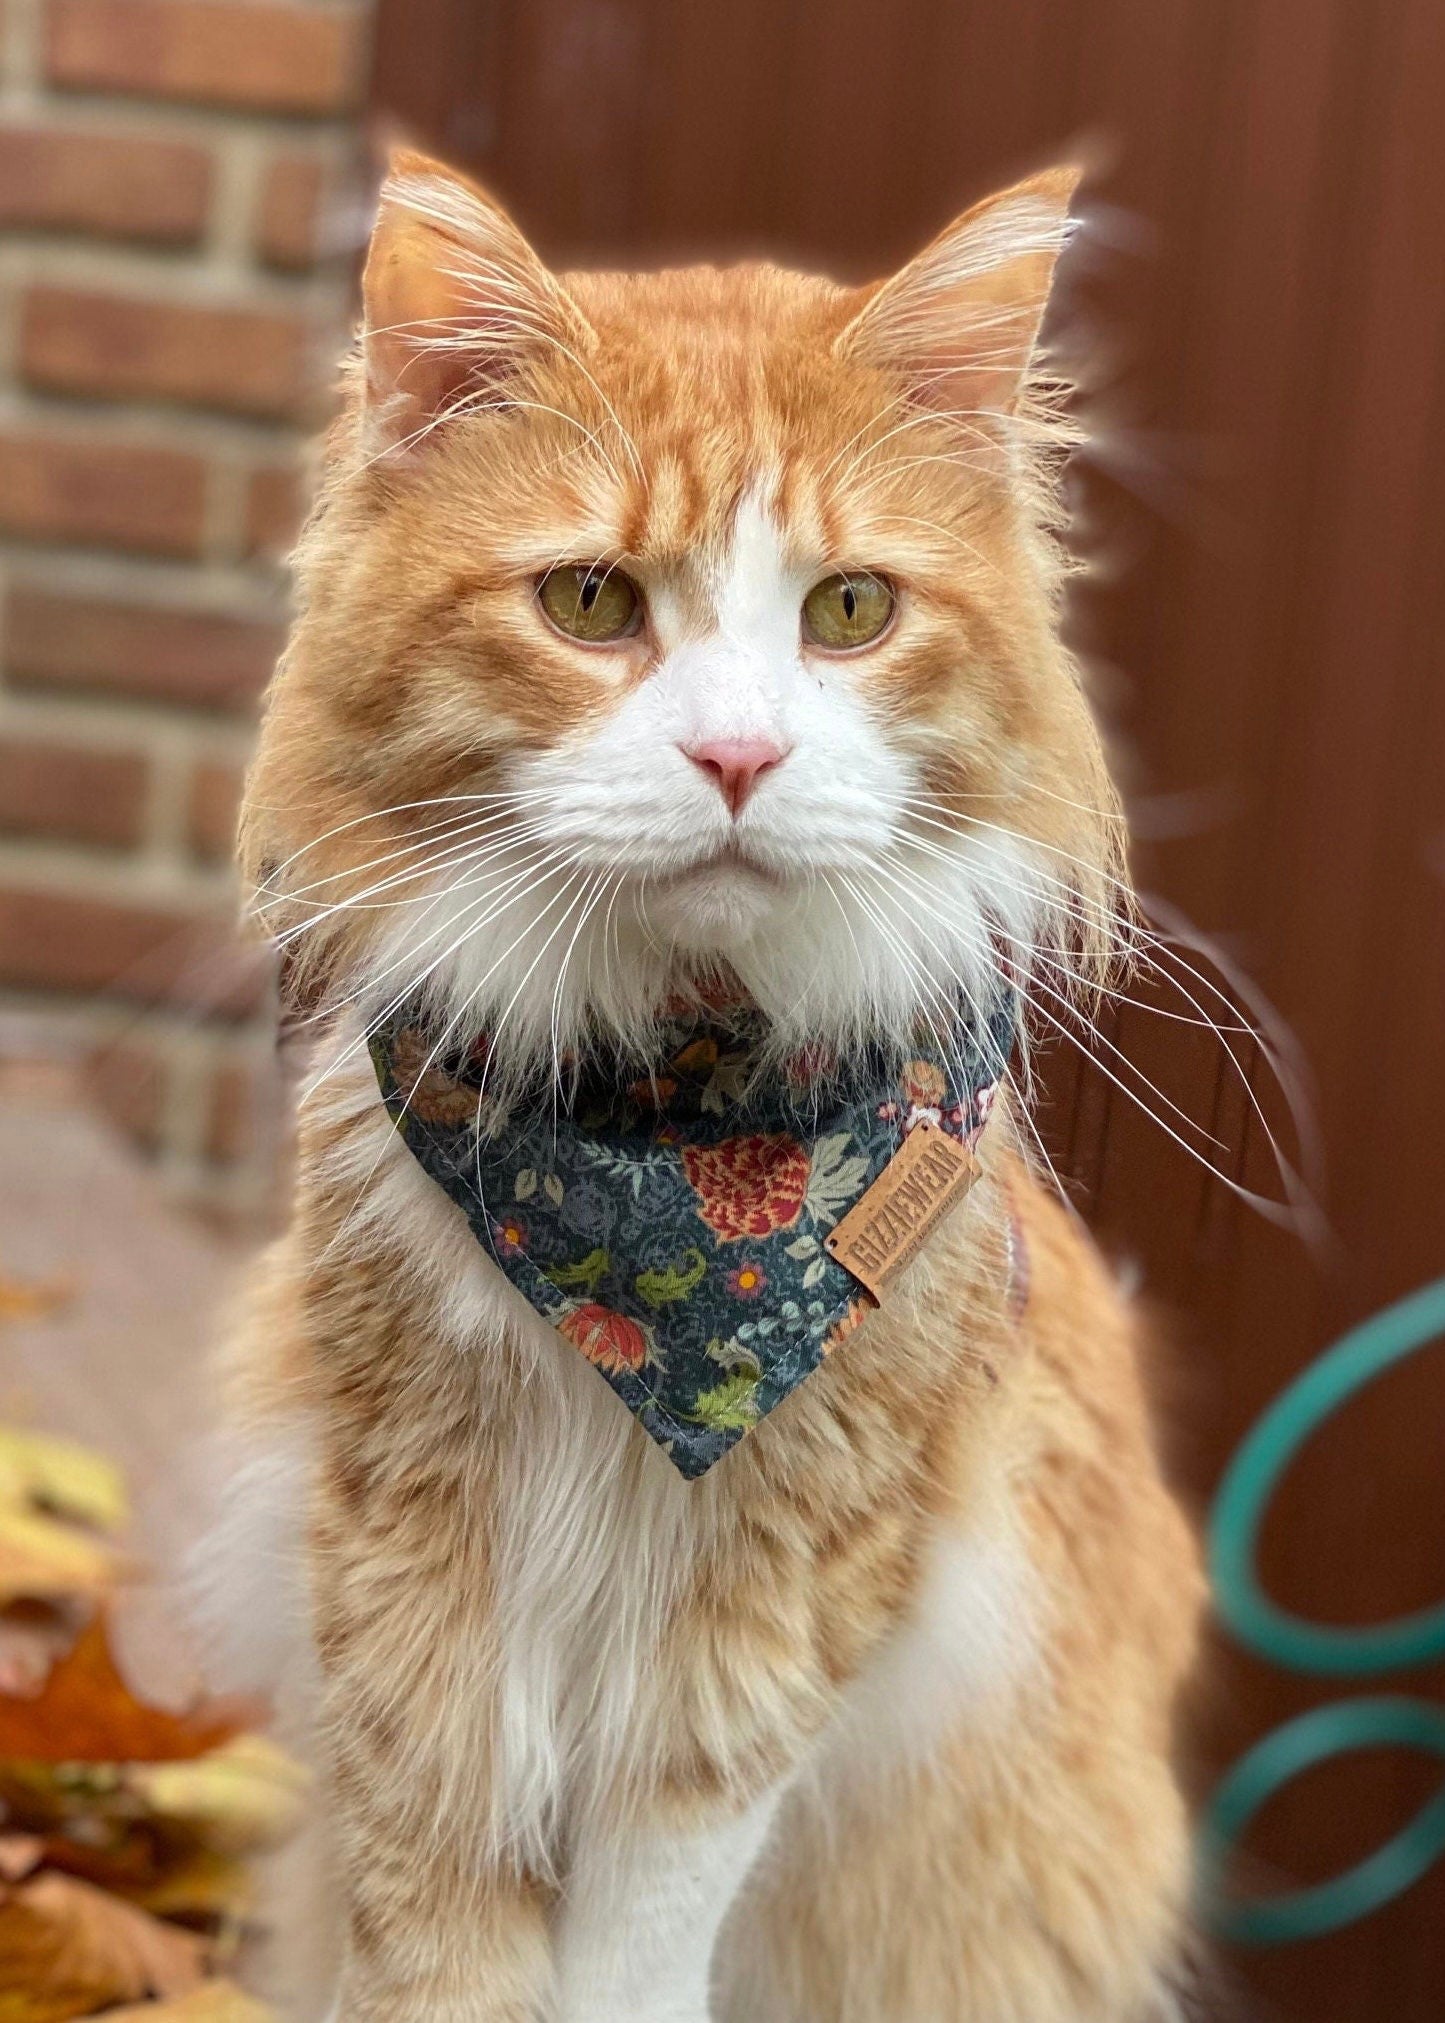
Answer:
xmin=361 ymin=152 xmax=590 ymax=454
xmin=836 ymin=166 xmax=1082 ymax=428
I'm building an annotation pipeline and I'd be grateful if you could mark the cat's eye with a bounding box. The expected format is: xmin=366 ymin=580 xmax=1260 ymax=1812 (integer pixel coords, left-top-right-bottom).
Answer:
xmin=801 ymin=571 xmax=895 ymax=650
xmin=537 ymin=564 xmax=642 ymax=644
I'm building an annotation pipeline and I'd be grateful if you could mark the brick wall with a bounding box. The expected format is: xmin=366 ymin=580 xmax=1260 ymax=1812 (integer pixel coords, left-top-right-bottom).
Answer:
xmin=0 ymin=0 xmax=375 ymax=1217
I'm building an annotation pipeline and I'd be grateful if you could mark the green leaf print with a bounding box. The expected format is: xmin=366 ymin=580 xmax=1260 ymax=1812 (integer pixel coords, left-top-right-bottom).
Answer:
xmin=686 ymin=1371 xmax=762 ymax=1430
xmin=543 ymin=1247 xmax=611 ymax=1294
xmin=636 ymin=1247 xmax=707 ymax=1309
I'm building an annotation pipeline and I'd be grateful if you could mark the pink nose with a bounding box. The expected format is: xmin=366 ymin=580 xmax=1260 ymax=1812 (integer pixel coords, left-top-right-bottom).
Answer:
xmin=683 ymin=737 xmax=789 ymax=817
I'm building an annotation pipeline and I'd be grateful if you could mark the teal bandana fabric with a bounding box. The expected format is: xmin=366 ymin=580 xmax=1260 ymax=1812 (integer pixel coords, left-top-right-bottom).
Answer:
xmin=369 ymin=994 xmax=1016 ymax=1478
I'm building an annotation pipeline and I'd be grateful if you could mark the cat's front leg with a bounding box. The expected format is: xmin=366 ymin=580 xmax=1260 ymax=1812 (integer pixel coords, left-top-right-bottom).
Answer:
xmin=323 ymin=1734 xmax=555 ymax=2023
xmin=552 ymin=1796 xmax=781 ymax=2023
xmin=311 ymin=1518 xmax=557 ymax=2021
xmin=327 ymin=1880 xmax=551 ymax=2023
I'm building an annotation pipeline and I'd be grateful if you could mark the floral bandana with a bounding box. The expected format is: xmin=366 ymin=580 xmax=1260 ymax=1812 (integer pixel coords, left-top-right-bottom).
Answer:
xmin=368 ymin=993 xmax=1016 ymax=1479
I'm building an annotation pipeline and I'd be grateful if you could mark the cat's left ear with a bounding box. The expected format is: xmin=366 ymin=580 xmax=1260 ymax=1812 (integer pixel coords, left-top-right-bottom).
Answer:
xmin=836 ymin=166 xmax=1081 ymax=422
xmin=361 ymin=150 xmax=592 ymax=452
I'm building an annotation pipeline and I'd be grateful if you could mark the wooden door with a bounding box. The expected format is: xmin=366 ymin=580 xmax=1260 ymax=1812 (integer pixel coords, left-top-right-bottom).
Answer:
xmin=372 ymin=6 xmax=1445 ymax=2015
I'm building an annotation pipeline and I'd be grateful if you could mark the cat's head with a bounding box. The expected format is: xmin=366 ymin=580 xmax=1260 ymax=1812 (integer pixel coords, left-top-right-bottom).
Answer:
xmin=244 ymin=152 xmax=1123 ymax=1083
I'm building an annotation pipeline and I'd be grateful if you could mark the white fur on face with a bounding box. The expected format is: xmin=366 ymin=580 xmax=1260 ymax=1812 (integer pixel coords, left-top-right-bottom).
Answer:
xmin=534 ymin=493 xmax=902 ymax=939
xmin=364 ymin=491 xmax=1051 ymax=1075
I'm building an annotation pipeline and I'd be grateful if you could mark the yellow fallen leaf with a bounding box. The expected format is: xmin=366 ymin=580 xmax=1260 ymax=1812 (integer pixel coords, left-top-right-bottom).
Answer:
xmin=128 ymin=1848 xmax=254 ymax=1923
xmin=0 ymin=1425 xmax=128 ymax=1607
xmin=128 ymin=1734 xmax=311 ymax=1856
xmin=0 ymin=1427 xmax=127 ymax=1536
xmin=101 ymin=1980 xmax=277 ymax=2022
xmin=0 ymin=1869 xmax=205 ymax=2022
xmin=0 ymin=1506 xmax=119 ymax=1608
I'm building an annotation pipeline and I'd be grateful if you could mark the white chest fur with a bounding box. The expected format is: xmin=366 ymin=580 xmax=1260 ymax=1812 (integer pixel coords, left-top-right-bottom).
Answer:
xmin=316 ymin=1083 xmax=721 ymax=1876
xmin=213 ymin=1077 xmax=1037 ymax=2019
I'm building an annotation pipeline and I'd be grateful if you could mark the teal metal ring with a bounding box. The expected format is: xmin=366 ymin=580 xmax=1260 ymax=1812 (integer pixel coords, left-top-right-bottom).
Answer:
xmin=1209 ymin=1277 xmax=1445 ymax=1676
xmin=1204 ymin=1695 xmax=1445 ymax=1944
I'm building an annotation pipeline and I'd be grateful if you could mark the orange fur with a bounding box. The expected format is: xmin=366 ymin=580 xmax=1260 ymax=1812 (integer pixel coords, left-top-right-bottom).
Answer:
xmin=220 ymin=153 xmax=1203 ymax=2021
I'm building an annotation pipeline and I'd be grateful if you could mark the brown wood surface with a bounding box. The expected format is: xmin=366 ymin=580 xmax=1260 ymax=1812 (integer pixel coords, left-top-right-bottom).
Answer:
xmin=371 ymin=5 xmax=1445 ymax=2015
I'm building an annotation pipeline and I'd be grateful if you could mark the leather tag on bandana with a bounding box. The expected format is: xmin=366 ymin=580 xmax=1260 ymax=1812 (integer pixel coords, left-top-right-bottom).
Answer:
xmin=824 ymin=1120 xmax=979 ymax=1301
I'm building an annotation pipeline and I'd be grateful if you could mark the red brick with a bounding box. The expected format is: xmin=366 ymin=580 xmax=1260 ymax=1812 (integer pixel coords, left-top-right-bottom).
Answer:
xmin=5 ymin=584 xmax=283 ymax=712
xmin=188 ymin=758 xmax=243 ymax=861
xmin=0 ymin=429 xmax=205 ymax=556
xmin=256 ymin=149 xmax=326 ymax=269
xmin=0 ymin=884 xmax=264 ymax=1016
xmin=0 ymin=124 xmax=212 ymax=243
xmin=46 ymin=0 xmax=365 ymax=115
xmin=21 ymin=286 xmax=311 ymax=421
xmin=85 ymin=1036 xmax=167 ymax=1153
xmin=243 ymin=460 xmax=305 ymax=559
xmin=0 ymin=737 xmax=148 ymax=848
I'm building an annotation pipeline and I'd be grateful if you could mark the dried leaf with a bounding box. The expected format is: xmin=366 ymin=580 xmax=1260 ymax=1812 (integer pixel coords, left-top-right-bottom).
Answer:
xmin=0 ymin=1869 xmax=204 ymax=2021
xmin=0 ymin=1618 xmax=246 ymax=1765
xmin=101 ymin=1980 xmax=276 ymax=2022
xmin=12 ymin=1823 xmax=166 ymax=1903
xmin=128 ymin=1735 xmax=310 ymax=1855
xmin=6 ymin=1824 xmax=251 ymax=1925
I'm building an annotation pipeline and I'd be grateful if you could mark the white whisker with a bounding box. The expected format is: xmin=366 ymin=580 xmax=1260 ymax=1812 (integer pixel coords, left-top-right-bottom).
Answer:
xmin=890 ymin=810 xmax=1316 ymax=1219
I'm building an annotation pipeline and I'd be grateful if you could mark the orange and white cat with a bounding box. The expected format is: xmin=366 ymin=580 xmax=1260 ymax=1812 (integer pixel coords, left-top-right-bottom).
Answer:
xmin=210 ymin=151 xmax=1203 ymax=2021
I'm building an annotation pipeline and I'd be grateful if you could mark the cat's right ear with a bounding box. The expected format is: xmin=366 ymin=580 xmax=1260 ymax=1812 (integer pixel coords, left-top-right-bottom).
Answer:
xmin=361 ymin=151 xmax=590 ymax=453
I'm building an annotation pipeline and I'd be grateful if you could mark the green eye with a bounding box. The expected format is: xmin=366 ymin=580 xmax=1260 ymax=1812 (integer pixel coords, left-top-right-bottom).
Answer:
xmin=537 ymin=565 xmax=641 ymax=644
xmin=801 ymin=571 xmax=895 ymax=650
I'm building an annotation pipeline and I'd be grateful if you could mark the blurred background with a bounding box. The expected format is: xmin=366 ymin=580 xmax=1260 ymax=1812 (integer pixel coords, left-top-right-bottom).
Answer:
xmin=2 ymin=2 xmax=1443 ymax=2018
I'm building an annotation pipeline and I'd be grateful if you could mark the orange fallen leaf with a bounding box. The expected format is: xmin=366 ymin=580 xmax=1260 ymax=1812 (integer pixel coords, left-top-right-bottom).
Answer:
xmin=0 ymin=1869 xmax=205 ymax=2022
xmin=0 ymin=1617 xmax=250 ymax=1765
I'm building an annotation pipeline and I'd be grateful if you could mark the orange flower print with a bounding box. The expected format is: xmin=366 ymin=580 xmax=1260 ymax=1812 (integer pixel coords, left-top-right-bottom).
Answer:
xmin=726 ymin=1262 xmax=767 ymax=1299
xmin=628 ymin=1075 xmax=678 ymax=1109
xmin=559 ymin=1303 xmax=652 ymax=1375
xmin=681 ymin=1133 xmax=810 ymax=1242
xmin=902 ymin=1059 xmax=948 ymax=1109
xmin=388 ymin=1026 xmax=480 ymax=1127
xmin=670 ymin=1037 xmax=719 ymax=1075
xmin=492 ymin=1216 xmax=528 ymax=1257
xmin=821 ymin=1294 xmax=877 ymax=1353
